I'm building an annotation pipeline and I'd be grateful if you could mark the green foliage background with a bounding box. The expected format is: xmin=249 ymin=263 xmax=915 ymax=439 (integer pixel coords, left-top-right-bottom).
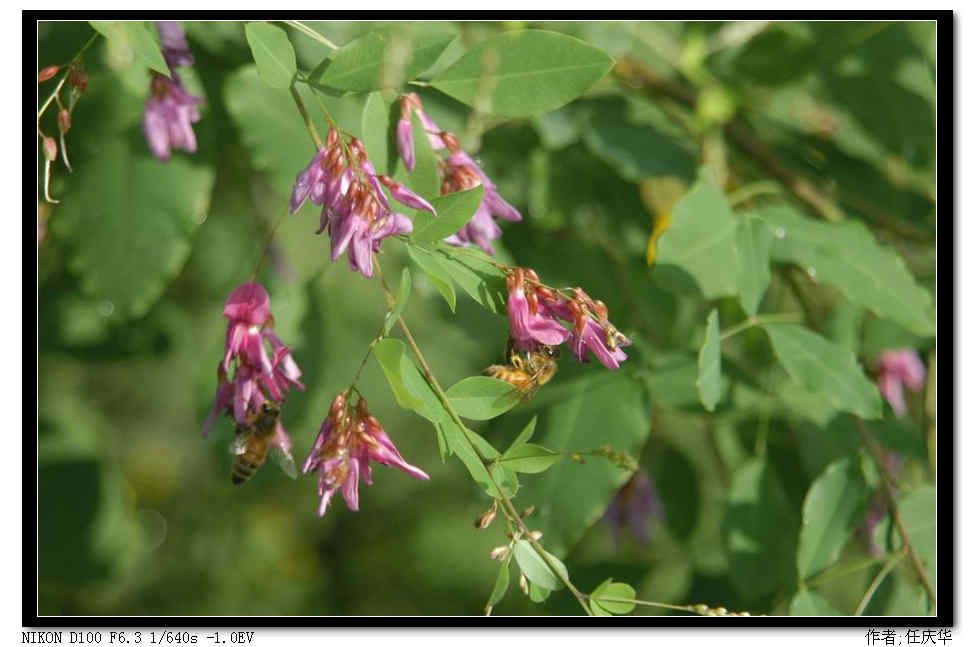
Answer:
xmin=37 ymin=20 xmax=937 ymax=616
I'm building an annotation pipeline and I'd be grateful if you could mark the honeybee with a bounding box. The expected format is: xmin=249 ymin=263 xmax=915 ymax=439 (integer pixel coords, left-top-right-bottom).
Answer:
xmin=484 ymin=339 xmax=560 ymax=399
xmin=230 ymin=401 xmax=297 ymax=485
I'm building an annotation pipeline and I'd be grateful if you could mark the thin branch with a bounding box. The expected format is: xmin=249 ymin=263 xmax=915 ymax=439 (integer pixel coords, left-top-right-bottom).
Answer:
xmin=719 ymin=313 xmax=803 ymax=341
xmin=282 ymin=21 xmax=339 ymax=50
xmin=289 ymin=82 xmax=323 ymax=150
xmin=854 ymin=550 xmax=906 ymax=616
xmin=856 ymin=419 xmax=937 ymax=608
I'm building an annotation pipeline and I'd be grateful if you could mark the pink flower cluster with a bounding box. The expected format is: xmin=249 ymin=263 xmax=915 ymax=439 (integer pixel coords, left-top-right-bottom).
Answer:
xmin=202 ymin=282 xmax=304 ymax=460
xmin=396 ymin=93 xmax=522 ymax=255
xmin=143 ymin=21 xmax=202 ymax=162
xmin=302 ymin=391 xmax=429 ymax=515
xmin=505 ymin=267 xmax=631 ymax=369
xmin=875 ymin=349 xmax=927 ymax=417
xmin=290 ymin=128 xmax=437 ymax=278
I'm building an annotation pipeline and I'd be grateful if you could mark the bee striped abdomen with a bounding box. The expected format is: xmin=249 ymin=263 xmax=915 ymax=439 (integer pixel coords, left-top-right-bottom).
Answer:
xmin=231 ymin=437 xmax=268 ymax=485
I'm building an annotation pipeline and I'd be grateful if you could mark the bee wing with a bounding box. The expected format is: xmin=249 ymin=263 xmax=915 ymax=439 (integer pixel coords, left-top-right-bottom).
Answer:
xmin=229 ymin=429 xmax=252 ymax=455
xmin=269 ymin=445 xmax=298 ymax=480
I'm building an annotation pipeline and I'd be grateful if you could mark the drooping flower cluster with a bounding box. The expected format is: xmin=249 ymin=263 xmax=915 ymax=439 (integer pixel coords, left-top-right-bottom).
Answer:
xmin=290 ymin=128 xmax=437 ymax=278
xmin=505 ymin=267 xmax=631 ymax=369
xmin=396 ymin=93 xmax=522 ymax=255
xmin=875 ymin=349 xmax=926 ymax=417
xmin=302 ymin=390 xmax=429 ymax=515
xmin=202 ymin=282 xmax=304 ymax=462
xmin=603 ymin=472 xmax=665 ymax=545
xmin=143 ymin=21 xmax=202 ymax=162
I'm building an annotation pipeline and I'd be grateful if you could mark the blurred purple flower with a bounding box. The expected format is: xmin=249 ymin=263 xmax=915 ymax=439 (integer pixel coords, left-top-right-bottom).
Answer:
xmin=303 ymin=392 xmax=429 ymax=516
xmin=603 ymin=472 xmax=665 ymax=545
xmin=143 ymin=72 xmax=201 ymax=162
xmin=875 ymin=349 xmax=926 ymax=417
xmin=156 ymin=21 xmax=194 ymax=68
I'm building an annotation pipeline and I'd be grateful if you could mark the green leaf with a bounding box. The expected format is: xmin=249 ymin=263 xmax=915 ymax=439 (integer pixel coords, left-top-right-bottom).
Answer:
xmin=528 ymin=582 xmax=551 ymax=602
xmin=508 ymin=416 xmax=538 ymax=453
xmin=361 ymin=92 xmax=391 ymax=176
xmin=406 ymin=246 xmax=457 ymax=312
xmin=497 ymin=444 xmax=561 ymax=474
xmin=403 ymin=111 xmax=441 ymax=202
xmin=736 ymin=214 xmax=774 ymax=315
xmin=872 ymin=485 xmax=936 ymax=590
xmin=315 ymin=24 xmax=455 ymax=92
xmin=797 ymin=457 xmax=869 ymax=581
xmin=438 ymin=419 xmax=515 ymax=498
xmin=764 ymin=324 xmax=882 ymax=419
xmin=513 ymin=372 xmax=651 ymax=555
xmin=426 ymin=245 xmax=508 ymax=314
xmin=411 ymin=186 xmax=486 ymax=243
xmin=373 ymin=339 xmax=424 ymax=410
xmin=487 ymin=562 xmax=510 ymax=609
xmin=789 ymin=590 xmax=843 ymax=616
xmin=225 ymin=65 xmax=330 ymax=194
xmin=696 ymin=309 xmax=722 ymax=412
xmin=446 ymin=376 xmax=520 ymax=421
xmin=655 ymin=167 xmax=740 ymax=299
xmin=244 ymin=22 xmax=298 ymax=89
xmin=384 ymin=268 xmax=412 ymax=335
xmin=590 ymin=579 xmax=637 ymax=616
xmin=430 ymin=30 xmax=614 ymax=117
xmin=512 ymin=539 xmax=568 ymax=591
xmin=89 ymin=21 xmax=169 ymax=76
xmin=53 ymin=80 xmax=215 ymax=320
xmin=757 ymin=204 xmax=935 ymax=336
xmin=724 ymin=458 xmax=798 ymax=599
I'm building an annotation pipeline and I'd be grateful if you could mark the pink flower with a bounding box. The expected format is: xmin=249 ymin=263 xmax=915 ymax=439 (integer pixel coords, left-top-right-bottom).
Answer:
xmin=143 ymin=72 xmax=201 ymax=162
xmin=502 ymin=269 xmax=630 ymax=370
xmin=288 ymin=130 xmax=434 ymax=279
xmin=203 ymin=282 xmax=304 ymax=438
xmin=303 ymin=392 xmax=429 ymax=516
xmin=395 ymin=93 xmax=446 ymax=171
xmin=875 ymin=349 xmax=926 ymax=417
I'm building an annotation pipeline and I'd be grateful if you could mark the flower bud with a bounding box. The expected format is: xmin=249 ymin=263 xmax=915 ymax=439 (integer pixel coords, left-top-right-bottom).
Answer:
xmin=57 ymin=109 xmax=71 ymax=135
xmin=714 ymin=607 xmax=728 ymax=616
xmin=475 ymin=506 xmax=497 ymax=530
xmin=42 ymin=136 xmax=58 ymax=162
xmin=38 ymin=65 xmax=60 ymax=83
xmin=693 ymin=604 xmax=709 ymax=615
xmin=529 ymin=530 xmax=543 ymax=541
xmin=489 ymin=546 xmax=510 ymax=561
xmin=519 ymin=572 xmax=529 ymax=595
xmin=521 ymin=505 xmax=535 ymax=518
xmin=68 ymin=66 xmax=88 ymax=94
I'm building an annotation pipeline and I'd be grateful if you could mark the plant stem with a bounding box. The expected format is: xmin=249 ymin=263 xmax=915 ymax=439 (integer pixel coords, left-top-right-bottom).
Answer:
xmin=282 ymin=21 xmax=339 ymax=50
xmin=856 ymin=419 xmax=937 ymax=608
xmin=251 ymin=205 xmax=291 ymax=280
xmin=719 ymin=313 xmax=803 ymax=340
xmin=854 ymin=550 xmax=906 ymax=616
xmin=374 ymin=258 xmax=593 ymax=616
xmin=289 ymin=82 xmax=323 ymax=150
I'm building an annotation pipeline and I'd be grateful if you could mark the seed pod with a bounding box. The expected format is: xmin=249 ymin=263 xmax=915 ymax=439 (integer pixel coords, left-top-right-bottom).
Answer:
xmin=57 ymin=109 xmax=71 ymax=135
xmin=38 ymin=65 xmax=60 ymax=83
xmin=475 ymin=506 xmax=497 ymax=530
xmin=42 ymin=136 xmax=58 ymax=162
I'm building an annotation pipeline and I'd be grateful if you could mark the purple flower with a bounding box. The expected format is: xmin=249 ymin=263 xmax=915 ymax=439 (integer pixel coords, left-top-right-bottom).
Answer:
xmin=289 ymin=131 xmax=433 ymax=279
xmin=395 ymin=93 xmax=446 ymax=171
xmin=203 ymin=282 xmax=304 ymax=437
xmin=156 ymin=21 xmax=194 ymax=68
xmin=505 ymin=268 xmax=570 ymax=349
xmin=603 ymin=472 xmax=665 ymax=545
xmin=303 ymin=392 xmax=429 ymax=516
xmin=502 ymin=269 xmax=630 ymax=370
xmin=143 ymin=72 xmax=201 ymax=162
xmin=875 ymin=349 xmax=926 ymax=417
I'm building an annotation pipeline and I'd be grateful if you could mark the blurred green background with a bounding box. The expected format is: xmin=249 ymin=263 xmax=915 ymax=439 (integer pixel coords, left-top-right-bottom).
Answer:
xmin=37 ymin=20 xmax=937 ymax=616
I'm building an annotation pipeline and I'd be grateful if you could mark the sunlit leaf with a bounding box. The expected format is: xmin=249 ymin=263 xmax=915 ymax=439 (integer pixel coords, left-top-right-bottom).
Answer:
xmin=90 ymin=21 xmax=169 ymax=76
xmin=244 ymin=22 xmax=297 ymax=89
xmin=446 ymin=376 xmax=520 ymax=421
xmin=696 ymin=309 xmax=722 ymax=412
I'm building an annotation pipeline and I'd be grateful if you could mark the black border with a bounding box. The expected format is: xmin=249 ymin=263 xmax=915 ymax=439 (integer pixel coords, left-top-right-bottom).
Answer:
xmin=27 ymin=9 xmax=953 ymax=628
